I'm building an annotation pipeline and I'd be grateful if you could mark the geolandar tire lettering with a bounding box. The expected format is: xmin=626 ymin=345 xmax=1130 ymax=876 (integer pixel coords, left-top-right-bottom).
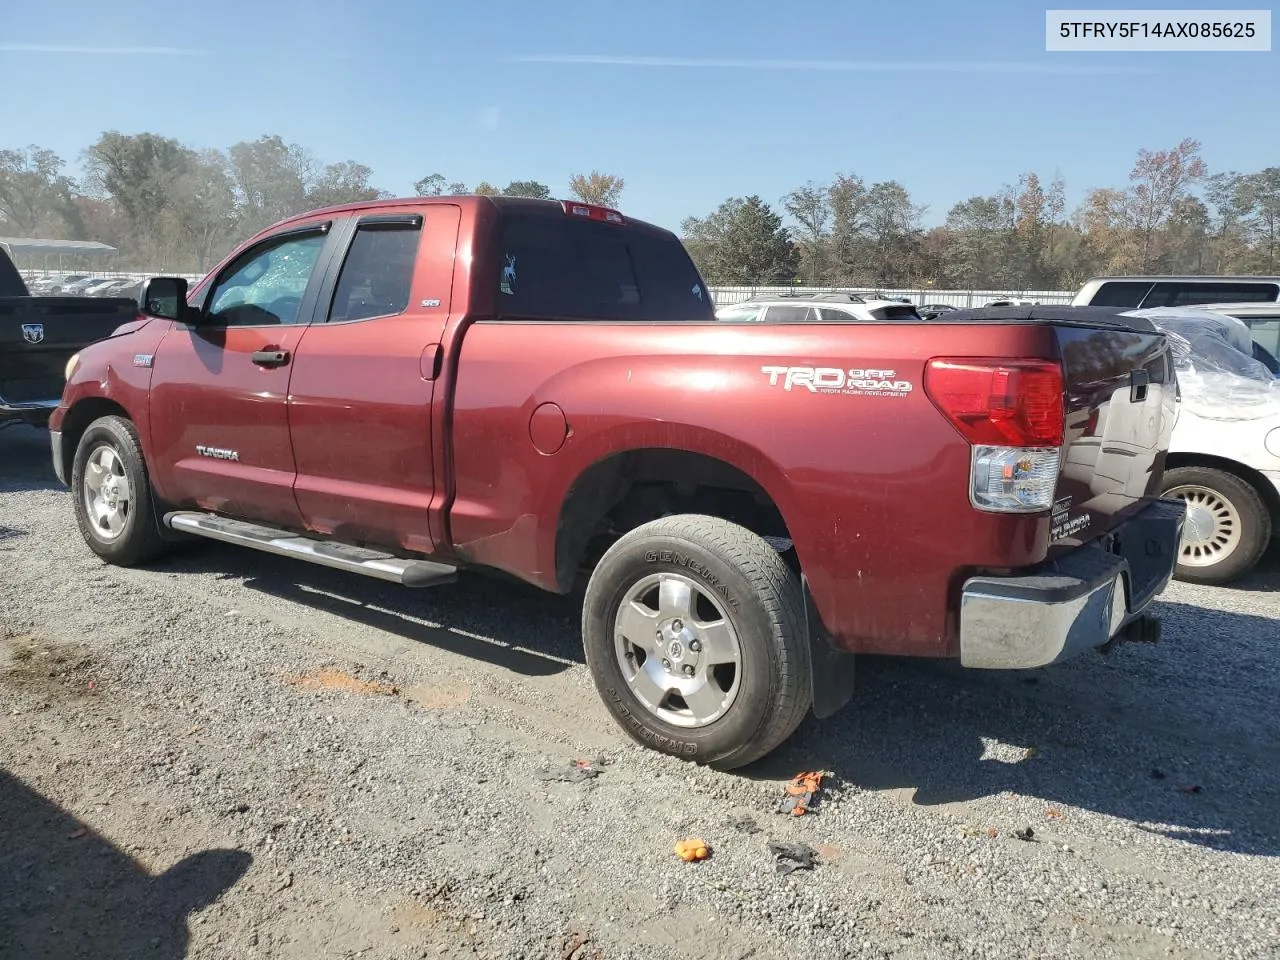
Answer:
xmin=71 ymin=414 xmax=169 ymax=567
xmin=581 ymin=515 xmax=813 ymax=771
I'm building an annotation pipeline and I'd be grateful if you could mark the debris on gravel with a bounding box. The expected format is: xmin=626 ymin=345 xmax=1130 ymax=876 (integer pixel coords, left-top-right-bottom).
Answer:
xmin=3 ymin=424 xmax=1280 ymax=959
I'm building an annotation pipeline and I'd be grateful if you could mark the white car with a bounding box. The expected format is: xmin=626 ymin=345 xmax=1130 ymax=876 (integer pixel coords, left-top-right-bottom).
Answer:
xmin=1127 ymin=305 xmax=1280 ymax=584
xmin=714 ymin=292 xmax=921 ymax=323
xmin=1072 ymin=275 xmax=1280 ymax=309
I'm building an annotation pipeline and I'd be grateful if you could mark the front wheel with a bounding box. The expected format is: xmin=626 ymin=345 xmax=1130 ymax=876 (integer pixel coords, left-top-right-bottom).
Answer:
xmin=1162 ymin=466 xmax=1271 ymax=585
xmin=71 ymin=415 xmax=169 ymax=567
xmin=581 ymin=515 xmax=813 ymax=770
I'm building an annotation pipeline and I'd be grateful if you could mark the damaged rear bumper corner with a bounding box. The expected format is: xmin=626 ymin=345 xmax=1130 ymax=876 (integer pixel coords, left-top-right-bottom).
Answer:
xmin=958 ymin=498 xmax=1187 ymax=670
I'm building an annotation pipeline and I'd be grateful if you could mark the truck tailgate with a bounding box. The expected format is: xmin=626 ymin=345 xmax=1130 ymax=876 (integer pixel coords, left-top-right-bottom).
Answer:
xmin=1053 ymin=322 xmax=1177 ymax=546
xmin=0 ymin=297 xmax=137 ymax=406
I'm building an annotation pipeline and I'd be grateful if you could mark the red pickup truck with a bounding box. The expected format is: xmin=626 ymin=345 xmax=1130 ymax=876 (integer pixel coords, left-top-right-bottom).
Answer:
xmin=50 ymin=196 xmax=1186 ymax=768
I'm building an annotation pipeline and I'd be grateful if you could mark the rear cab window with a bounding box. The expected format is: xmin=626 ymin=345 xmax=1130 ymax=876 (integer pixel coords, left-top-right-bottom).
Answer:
xmin=1141 ymin=281 xmax=1280 ymax=307
xmin=494 ymin=210 xmax=714 ymax=322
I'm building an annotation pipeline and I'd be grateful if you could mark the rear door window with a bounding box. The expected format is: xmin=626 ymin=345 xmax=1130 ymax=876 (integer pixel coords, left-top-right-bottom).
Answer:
xmin=327 ymin=220 xmax=421 ymax=322
xmin=762 ymin=305 xmax=815 ymax=322
xmin=1089 ymin=281 xmax=1152 ymax=307
xmin=495 ymin=213 xmax=713 ymax=322
xmin=1141 ymin=282 xmax=1280 ymax=307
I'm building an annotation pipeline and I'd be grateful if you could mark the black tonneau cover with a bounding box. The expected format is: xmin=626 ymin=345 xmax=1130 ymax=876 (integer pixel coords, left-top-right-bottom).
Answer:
xmin=929 ymin=304 xmax=1160 ymax=334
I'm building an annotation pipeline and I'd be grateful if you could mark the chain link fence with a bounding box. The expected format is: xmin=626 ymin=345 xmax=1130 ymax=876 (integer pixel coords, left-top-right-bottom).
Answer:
xmin=18 ymin=267 xmax=1079 ymax=308
xmin=707 ymin=285 xmax=1076 ymax=307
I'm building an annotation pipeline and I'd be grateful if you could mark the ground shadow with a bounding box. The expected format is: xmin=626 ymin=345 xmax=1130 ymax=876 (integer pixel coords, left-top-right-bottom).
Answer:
xmin=746 ymin=599 xmax=1280 ymax=857
xmin=0 ymin=424 xmax=61 ymax=495
xmin=0 ymin=769 xmax=251 ymax=960
xmin=152 ymin=541 xmax=585 ymax=676
xmin=1218 ymin=538 xmax=1280 ymax=593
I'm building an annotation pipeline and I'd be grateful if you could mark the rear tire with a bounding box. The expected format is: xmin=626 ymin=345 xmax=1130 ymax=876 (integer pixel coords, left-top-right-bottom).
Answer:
xmin=581 ymin=515 xmax=812 ymax=770
xmin=1162 ymin=466 xmax=1270 ymax=585
xmin=71 ymin=415 xmax=169 ymax=567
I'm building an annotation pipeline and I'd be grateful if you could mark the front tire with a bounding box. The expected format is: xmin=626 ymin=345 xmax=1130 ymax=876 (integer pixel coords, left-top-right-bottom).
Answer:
xmin=71 ymin=415 xmax=169 ymax=567
xmin=1162 ymin=466 xmax=1271 ymax=585
xmin=581 ymin=515 xmax=812 ymax=770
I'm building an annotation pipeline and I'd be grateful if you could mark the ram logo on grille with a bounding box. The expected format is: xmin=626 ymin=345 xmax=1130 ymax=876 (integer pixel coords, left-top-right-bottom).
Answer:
xmin=21 ymin=323 xmax=44 ymax=344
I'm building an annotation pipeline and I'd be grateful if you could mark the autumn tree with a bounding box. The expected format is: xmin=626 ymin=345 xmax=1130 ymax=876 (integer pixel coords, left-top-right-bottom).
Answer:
xmin=0 ymin=146 xmax=79 ymax=237
xmin=166 ymin=149 xmax=239 ymax=271
xmin=306 ymin=161 xmax=386 ymax=208
xmin=82 ymin=131 xmax=198 ymax=264
xmin=861 ymin=181 xmax=926 ymax=285
xmin=1212 ymin=168 xmax=1280 ymax=272
xmin=501 ymin=180 xmax=551 ymax=199
xmin=826 ymin=173 xmax=870 ymax=282
xmin=1127 ymin=138 xmax=1208 ymax=270
xmin=1077 ymin=186 xmax=1135 ymax=273
xmin=945 ymin=194 xmax=1018 ymax=287
xmin=568 ymin=171 xmax=624 ymax=207
xmin=782 ymin=181 xmax=832 ymax=282
xmin=226 ymin=134 xmax=315 ymax=235
xmin=413 ymin=172 xmax=447 ymax=196
xmin=681 ymin=196 xmax=799 ymax=284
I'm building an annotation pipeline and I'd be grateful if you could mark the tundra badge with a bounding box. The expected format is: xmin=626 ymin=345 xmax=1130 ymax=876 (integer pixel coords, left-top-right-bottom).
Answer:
xmin=21 ymin=323 xmax=44 ymax=344
xmin=196 ymin=445 xmax=240 ymax=461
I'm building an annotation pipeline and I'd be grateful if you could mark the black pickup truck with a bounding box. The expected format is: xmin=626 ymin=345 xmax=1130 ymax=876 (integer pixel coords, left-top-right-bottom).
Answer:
xmin=1 ymin=249 xmax=137 ymax=429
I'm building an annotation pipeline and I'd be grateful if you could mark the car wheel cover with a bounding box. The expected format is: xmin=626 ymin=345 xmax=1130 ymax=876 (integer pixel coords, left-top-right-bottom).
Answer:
xmin=1166 ymin=483 xmax=1243 ymax=567
xmin=612 ymin=571 xmax=743 ymax=728
xmin=82 ymin=442 xmax=132 ymax=541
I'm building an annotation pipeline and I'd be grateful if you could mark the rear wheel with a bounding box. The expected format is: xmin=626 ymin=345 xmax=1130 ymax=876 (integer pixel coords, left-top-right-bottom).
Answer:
xmin=71 ymin=415 xmax=169 ymax=567
xmin=1162 ymin=466 xmax=1270 ymax=585
xmin=581 ymin=515 xmax=812 ymax=770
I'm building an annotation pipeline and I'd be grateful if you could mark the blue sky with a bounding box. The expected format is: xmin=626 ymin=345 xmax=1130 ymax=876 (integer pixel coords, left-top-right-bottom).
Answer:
xmin=1 ymin=0 xmax=1277 ymax=232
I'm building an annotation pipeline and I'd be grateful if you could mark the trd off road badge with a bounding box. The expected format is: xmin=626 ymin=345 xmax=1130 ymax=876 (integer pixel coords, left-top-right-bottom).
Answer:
xmin=760 ymin=365 xmax=914 ymax=398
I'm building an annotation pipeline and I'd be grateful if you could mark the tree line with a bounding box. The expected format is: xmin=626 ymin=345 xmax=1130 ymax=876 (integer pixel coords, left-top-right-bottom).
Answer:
xmin=1 ymin=132 xmax=1276 ymax=288
xmin=0 ymin=131 xmax=625 ymax=272
xmin=684 ymin=139 xmax=1280 ymax=289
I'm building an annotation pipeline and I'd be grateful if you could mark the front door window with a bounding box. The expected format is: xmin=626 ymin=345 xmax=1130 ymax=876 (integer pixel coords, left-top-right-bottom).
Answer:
xmin=206 ymin=232 xmax=327 ymax=326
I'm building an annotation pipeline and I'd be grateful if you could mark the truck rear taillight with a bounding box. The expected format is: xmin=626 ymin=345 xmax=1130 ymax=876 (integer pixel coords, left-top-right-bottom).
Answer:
xmin=560 ymin=199 xmax=625 ymax=224
xmin=924 ymin=358 xmax=1066 ymax=514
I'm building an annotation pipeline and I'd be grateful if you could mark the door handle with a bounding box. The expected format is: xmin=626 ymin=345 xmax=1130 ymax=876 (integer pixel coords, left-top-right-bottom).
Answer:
xmin=252 ymin=349 xmax=290 ymax=367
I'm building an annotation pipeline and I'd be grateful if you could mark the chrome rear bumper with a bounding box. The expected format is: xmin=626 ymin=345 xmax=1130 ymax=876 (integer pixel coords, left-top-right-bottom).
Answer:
xmin=959 ymin=498 xmax=1187 ymax=669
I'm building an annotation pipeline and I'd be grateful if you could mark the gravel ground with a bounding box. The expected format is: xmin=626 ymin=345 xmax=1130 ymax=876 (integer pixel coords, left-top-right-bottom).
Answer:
xmin=2 ymin=422 xmax=1279 ymax=960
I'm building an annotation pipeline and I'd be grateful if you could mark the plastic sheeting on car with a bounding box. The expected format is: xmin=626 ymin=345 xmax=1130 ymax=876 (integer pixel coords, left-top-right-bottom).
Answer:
xmin=1125 ymin=306 xmax=1280 ymax=422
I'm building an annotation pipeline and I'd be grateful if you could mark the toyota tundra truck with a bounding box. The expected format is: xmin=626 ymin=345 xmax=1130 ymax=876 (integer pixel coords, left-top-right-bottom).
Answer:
xmin=49 ymin=196 xmax=1186 ymax=769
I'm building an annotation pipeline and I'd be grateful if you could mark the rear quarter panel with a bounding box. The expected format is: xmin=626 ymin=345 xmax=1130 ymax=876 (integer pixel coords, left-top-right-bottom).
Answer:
xmin=448 ymin=320 xmax=1062 ymax=656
